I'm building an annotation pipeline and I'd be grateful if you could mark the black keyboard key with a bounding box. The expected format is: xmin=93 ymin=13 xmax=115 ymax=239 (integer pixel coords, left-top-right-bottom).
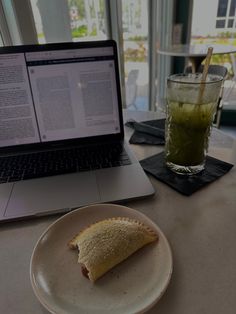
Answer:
xmin=22 ymin=174 xmax=36 ymax=180
xmin=111 ymin=161 xmax=121 ymax=167
xmin=100 ymin=162 xmax=111 ymax=168
xmin=8 ymin=176 xmax=22 ymax=182
xmin=78 ymin=166 xmax=91 ymax=172
xmin=0 ymin=178 xmax=8 ymax=184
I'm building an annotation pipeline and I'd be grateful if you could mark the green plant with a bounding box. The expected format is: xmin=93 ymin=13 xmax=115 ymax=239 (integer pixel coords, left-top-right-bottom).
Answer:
xmin=72 ymin=25 xmax=87 ymax=38
xmin=191 ymin=36 xmax=236 ymax=77
xmin=90 ymin=27 xmax=97 ymax=36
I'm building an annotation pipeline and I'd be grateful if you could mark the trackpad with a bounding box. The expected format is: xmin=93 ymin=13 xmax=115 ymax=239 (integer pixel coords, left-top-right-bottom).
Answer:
xmin=5 ymin=173 xmax=100 ymax=218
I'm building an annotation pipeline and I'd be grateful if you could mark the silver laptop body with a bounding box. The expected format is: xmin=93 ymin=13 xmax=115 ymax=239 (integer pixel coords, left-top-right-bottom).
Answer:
xmin=0 ymin=40 xmax=154 ymax=222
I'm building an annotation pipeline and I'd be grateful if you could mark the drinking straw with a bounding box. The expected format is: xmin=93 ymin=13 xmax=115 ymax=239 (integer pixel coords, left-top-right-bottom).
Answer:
xmin=197 ymin=47 xmax=213 ymax=104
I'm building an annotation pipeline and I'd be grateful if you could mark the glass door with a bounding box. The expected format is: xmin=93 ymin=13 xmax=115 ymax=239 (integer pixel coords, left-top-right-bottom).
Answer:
xmin=30 ymin=0 xmax=107 ymax=43
xmin=122 ymin=0 xmax=149 ymax=111
xmin=30 ymin=0 xmax=150 ymax=111
xmin=68 ymin=0 xmax=107 ymax=41
xmin=0 ymin=0 xmax=172 ymax=112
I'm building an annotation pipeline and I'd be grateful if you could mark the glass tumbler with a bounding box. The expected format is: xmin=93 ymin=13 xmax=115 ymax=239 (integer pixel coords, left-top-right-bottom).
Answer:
xmin=165 ymin=73 xmax=223 ymax=175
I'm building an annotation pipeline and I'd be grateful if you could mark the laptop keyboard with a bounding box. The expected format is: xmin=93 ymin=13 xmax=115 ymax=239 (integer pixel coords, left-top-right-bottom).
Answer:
xmin=0 ymin=142 xmax=131 ymax=184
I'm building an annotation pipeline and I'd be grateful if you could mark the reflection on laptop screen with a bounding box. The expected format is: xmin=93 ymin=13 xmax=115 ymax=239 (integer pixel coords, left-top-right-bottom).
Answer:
xmin=0 ymin=45 xmax=121 ymax=148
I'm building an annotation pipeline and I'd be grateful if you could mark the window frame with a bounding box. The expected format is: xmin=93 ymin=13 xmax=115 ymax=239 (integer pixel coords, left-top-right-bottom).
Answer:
xmin=0 ymin=0 xmax=13 ymax=45
xmin=0 ymin=0 xmax=173 ymax=111
xmin=1 ymin=0 xmax=38 ymax=45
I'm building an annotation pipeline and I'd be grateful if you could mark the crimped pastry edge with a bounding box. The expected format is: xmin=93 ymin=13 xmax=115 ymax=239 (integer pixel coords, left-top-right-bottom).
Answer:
xmin=68 ymin=216 xmax=158 ymax=250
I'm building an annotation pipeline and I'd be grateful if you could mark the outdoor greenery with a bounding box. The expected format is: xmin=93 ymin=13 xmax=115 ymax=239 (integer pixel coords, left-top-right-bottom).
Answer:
xmin=68 ymin=0 xmax=85 ymax=18
xmin=192 ymin=35 xmax=236 ymax=77
xmin=68 ymin=0 xmax=148 ymax=63
xmin=68 ymin=0 xmax=105 ymax=22
xmin=67 ymin=1 xmax=233 ymax=74
xmin=71 ymin=25 xmax=88 ymax=37
xmin=124 ymin=42 xmax=147 ymax=62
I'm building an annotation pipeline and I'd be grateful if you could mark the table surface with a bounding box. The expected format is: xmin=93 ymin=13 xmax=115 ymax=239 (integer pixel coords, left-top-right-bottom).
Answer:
xmin=1 ymin=110 xmax=236 ymax=314
xmin=157 ymin=43 xmax=236 ymax=57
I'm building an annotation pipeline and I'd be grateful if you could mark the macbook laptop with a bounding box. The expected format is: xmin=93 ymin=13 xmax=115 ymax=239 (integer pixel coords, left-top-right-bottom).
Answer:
xmin=0 ymin=40 xmax=154 ymax=222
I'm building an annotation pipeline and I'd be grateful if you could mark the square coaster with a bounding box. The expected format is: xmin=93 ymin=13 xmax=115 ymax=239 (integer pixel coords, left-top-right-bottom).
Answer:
xmin=140 ymin=152 xmax=234 ymax=196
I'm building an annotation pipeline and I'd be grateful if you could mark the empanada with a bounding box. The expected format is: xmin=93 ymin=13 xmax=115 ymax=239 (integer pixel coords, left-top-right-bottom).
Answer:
xmin=69 ymin=217 xmax=158 ymax=282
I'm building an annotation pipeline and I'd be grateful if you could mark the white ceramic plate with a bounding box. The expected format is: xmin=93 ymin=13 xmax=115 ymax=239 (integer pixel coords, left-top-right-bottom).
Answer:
xmin=30 ymin=204 xmax=173 ymax=314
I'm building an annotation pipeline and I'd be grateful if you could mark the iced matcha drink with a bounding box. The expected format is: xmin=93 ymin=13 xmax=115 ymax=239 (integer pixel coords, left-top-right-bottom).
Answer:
xmin=165 ymin=74 xmax=223 ymax=175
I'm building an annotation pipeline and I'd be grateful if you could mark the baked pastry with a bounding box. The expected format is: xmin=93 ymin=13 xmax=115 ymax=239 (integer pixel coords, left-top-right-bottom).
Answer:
xmin=69 ymin=217 xmax=158 ymax=282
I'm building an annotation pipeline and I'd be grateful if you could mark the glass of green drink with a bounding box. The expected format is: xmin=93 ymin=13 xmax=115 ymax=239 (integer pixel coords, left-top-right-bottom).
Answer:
xmin=165 ymin=73 xmax=223 ymax=175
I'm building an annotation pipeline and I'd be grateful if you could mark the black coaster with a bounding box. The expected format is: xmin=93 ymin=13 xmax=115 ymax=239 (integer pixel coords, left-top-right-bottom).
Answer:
xmin=125 ymin=119 xmax=165 ymax=145
xmin=140 ymin=152 xmax=234 ymax=196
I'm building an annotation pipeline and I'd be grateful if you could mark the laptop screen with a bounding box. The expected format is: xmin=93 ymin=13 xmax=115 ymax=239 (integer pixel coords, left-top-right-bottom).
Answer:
xmin=0 ymin=41 xmax=122 ymax=148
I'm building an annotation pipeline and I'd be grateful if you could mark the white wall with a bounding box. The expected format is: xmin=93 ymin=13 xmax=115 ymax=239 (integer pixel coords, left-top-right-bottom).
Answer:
xmin=192 ymin=0 xmax=219 ymax=36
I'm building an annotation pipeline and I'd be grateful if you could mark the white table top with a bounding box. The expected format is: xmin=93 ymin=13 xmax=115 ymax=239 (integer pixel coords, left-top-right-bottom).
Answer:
xmin=158 ymin=43 xmax=236 ymax=58
xmin=1 ymin=110 xmax=236 ymax=314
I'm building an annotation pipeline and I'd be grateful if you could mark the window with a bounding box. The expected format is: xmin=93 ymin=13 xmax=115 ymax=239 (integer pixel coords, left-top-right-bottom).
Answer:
xmin=26 ymin=0 xmax=152 ymax=110
xmin=192 ymin=0 xmax=236 ymax=36
xmin=228 ymin=18 xmax=234 ymax=27
xmin=30 ymin=0 xmax=107 ymax=44
xmin=216 ymin=19 xmax=226 ymax=28
xmin=191 ymin=0 xmax=236 ymax=83
xmin=0 ymin=0 xmax=170 ymax=112
xmin=217 ymin=0 xmax=229 ymax=17
xmin=68 ymin=0 xmax=107 ymax=41
xmin=229 ymin=0 xmax=236 ymax=16
xmin=122 ymin=0 xmax=149 ymax=111
xmin=215 ymin=0 xmax=236 ymax=29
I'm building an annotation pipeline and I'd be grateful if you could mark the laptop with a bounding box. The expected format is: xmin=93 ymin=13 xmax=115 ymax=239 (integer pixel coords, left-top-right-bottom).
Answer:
xmin=0 ymin=40 xmax=155 ymax=222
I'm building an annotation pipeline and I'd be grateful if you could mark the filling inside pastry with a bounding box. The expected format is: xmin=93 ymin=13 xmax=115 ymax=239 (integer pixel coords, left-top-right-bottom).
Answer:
xmin=69 ymin=217 xmax=158 ymax=282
